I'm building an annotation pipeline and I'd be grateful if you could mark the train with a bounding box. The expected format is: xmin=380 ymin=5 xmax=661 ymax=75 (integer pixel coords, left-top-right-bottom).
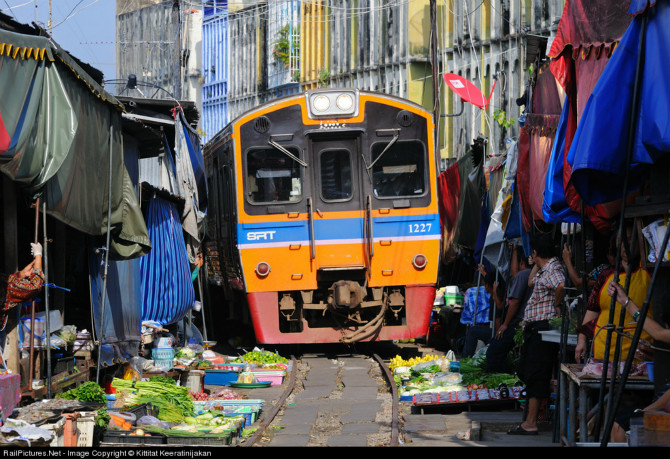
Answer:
xmin=202 ymin=89 xmax=441 ymax=344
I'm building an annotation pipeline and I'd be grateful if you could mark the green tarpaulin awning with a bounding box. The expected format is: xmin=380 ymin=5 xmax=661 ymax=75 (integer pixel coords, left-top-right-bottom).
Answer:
xmin=0 ymin=28 xmax=150 ymax=259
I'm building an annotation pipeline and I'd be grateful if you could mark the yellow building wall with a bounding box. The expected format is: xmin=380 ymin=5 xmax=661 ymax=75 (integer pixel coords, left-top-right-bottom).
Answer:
xmin=300 ymin=0 xmax=329 ymax=89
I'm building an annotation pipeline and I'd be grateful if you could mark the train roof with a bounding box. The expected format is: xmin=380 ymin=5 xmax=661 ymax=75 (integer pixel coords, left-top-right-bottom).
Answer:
xmin=203 ymin=89 xmax=432 ymax=152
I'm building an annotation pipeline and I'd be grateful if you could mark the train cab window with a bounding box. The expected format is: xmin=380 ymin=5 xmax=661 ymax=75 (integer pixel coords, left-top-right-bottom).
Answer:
xmin=320 ymin=149 xmax=353 ymax=201
xmin=246 ymin=147 xmax=302 ymax=204
xmin=371 ymin=140 xmax=426 ymax=198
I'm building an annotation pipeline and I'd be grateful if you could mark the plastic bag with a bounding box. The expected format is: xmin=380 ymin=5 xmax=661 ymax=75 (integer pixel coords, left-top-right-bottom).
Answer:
xmin=433 ymin=372 xmax=463 ymax=385
xmin=59 ymin=325 xmax=77 ymax=344
xmin=48 ymin=334 xmax=67 ymax=349
xmin=136 ymin=415 xmax=170 ymax=430
xmin=411 ymin=359 xmax=445 ymax=373
xmin=237 ymin=372 xmax=260 ymax=384
xmin=123 ymin=356 xmax=152 ymax=381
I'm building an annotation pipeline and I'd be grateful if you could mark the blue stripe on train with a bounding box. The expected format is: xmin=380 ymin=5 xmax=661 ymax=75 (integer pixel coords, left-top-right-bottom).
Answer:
xmin=237 ymin=213 xmax=440 ymax=247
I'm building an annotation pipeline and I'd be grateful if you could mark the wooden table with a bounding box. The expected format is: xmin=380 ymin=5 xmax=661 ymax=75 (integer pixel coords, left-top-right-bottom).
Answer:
xmin=559 ymin=363 xmax=654 ymax=445
xmin=629 ymin=415 xmax=670 ymax=446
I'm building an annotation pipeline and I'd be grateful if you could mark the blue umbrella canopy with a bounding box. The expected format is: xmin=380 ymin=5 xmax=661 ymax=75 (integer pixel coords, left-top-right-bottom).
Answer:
xmin=567 ymin=0 xmax=670 ymax=205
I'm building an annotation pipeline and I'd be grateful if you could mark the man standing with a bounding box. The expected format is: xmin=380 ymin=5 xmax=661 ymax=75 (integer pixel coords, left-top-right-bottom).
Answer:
xmin=508 ymin=234 xmax=565 ymax=435
xmin=486 ymin=245 xmax=533 ymax=373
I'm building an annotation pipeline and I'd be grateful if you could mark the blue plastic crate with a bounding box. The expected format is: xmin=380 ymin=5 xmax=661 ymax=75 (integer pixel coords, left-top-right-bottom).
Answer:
xmin=204 ymin=370 xmax=238 ymax=386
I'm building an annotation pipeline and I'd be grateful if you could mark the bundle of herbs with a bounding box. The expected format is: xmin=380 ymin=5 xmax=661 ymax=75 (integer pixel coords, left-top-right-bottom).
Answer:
xmin=112 ymin=378 xmax=194 ymax=423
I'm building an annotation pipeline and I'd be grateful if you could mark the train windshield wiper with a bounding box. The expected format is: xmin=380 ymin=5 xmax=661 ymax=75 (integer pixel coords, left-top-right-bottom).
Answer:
xmin=268 ymin=140 xmax=308 ymax=167
xmin=367 ymin=131 xmax=399 ymax=171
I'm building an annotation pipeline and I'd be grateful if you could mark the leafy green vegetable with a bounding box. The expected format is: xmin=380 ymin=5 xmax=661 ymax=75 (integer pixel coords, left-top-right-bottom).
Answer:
xmin=95 ymin=408 xmax=110 ymax=429
xmin=149 ymin=376 xmax=176 ymax=385
xmin=112 ymin=378 xmax=194 ymax=423
xmin=232 ymin=350 xmax=288 ymax=364
xmin=56 ymin=381 xmax=107 ymax=403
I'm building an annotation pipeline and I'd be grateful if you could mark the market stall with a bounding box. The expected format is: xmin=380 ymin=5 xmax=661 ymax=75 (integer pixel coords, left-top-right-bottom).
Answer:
xmin=1 ymin=346 xmax=290 ymax=447
xmin=390 ymin=352 xmax=523 ymax=413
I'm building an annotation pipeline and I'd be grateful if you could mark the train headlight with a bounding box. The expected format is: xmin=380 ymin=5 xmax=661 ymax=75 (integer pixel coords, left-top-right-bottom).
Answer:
xmin=313 ymin=95 xmax=331 ymax=112
xmin=412 ymin=254 xmax=427 ymax=270
xmin=336 ymin=93 xmax=354 ymax=111
xmin=255 ymin=262 xmax=271 ymax=277
xmin=306 ymin=90 xmax=359 ymax=119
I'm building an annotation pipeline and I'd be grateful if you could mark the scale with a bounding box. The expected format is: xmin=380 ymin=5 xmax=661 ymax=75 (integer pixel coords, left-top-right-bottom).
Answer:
xmin=202 ymin=340 xmax=217 ymax=350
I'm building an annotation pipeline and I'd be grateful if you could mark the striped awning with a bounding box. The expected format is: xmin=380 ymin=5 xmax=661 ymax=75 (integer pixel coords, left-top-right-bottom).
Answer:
xmin=140 ymin=196 xmax=195 ymax=325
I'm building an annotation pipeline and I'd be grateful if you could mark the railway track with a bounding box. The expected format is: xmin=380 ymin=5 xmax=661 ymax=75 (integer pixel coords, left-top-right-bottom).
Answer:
xmin=219 ymin=341 xmax=554 ymax=447
xmin=239 ymin=344 xmax=411 ymax=447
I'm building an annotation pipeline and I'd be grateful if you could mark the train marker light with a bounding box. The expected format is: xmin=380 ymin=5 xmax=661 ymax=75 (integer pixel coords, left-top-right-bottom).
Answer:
xmin=412 ymin=254 xmax=427 ymax=270
xmin=255 ymin=262 xmax=271 ymax=277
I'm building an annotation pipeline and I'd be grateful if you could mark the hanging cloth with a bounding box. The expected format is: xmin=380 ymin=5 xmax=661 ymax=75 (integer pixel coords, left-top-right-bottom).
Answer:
xmin=140 ymin=196 xmax=195 ymax=326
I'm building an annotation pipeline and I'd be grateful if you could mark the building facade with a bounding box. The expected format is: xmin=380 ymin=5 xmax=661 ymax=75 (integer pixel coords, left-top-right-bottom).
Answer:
xmin=116 ymin=0 xmax=565 ymax=157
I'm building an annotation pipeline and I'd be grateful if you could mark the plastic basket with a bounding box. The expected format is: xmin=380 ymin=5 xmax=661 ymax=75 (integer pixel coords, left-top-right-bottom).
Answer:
xmin=152 ymin=347 xmax=175 ymax=360
xmin=102 ymin=430 xmax=167 ymax=445
xmin=110 ymin=403 xmax=158 ymax=421
xmin=249 ymin=370 xmax=285 ymax=386
xmin=204 ymin=369 xmax=238 ymax=386
xmin=165 ymin=432 xmax=232 ymax=446
xmin=42 ymin=417 xmax=66 ymax=447
xmin=76 ymin=413 xmax=96 ymax=447
xmin=153 ymin=358 xmax=173 ymax=371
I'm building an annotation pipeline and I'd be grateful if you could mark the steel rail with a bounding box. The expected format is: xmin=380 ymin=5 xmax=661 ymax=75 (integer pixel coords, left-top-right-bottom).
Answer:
xmin=373 ymin=353 xmax=400 ymax=446
xmin=241 ymin=355 xmax=298 ymax=447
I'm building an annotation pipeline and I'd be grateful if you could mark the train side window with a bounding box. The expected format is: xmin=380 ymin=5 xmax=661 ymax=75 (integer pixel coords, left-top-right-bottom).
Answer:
xmin=370 ymin=140 xmax=426 ymax=198
xmin=246 ymin=147 xmax=302 ymax=204
xmin=320 ymin=149 xmax=353 ymax=201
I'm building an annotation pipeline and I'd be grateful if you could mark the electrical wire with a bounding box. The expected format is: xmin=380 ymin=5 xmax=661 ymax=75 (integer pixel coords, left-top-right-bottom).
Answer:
xmin=50 ymin=0 xmax=102 ymax=30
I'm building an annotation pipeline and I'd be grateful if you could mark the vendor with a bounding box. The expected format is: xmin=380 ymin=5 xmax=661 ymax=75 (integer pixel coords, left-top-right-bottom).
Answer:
xmin=1 ymin=242 xmax=45 ymax=332
xmin=461 ymin=271 xmax=501 ymax=358
xmin=607 ymin=279 xmax=670 ymax=443
xmin=574 ymin=224 xmax=652 ymax=364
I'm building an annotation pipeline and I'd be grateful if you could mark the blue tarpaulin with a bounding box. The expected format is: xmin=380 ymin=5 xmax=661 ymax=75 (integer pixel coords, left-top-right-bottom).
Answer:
xmin=461 ymin=286 xmax=491 ymax=326
xmin=180 ymin=111 xmax=208 ymax=213
xmin=543 ymin=99 xmax=582 ymax=223
xmin=140 ymin=196 xmax=195 ymax=326
xmin=89 ymin=254 xmax=142 ymax=366
xmin=567 ymin=0 xmax=670 ymax=205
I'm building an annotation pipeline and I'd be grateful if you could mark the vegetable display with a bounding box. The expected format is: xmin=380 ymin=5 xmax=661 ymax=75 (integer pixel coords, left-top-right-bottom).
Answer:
xmin=391 ymin=354 xmax=521 ymax=400
xmin=112 ymin=378 xmax=194 ymax=423
xmin=232 ymin=350 xmax=288 ymax=365
xmin=55 ymin=381 xmax=107 ymax=404
xmin=389 ymin=354 xmax=442 ymax=372
xmin=140 ymin=412 xmax=242 ymax=438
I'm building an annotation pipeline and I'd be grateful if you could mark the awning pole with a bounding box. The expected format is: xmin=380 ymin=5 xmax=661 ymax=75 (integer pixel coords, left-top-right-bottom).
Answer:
xmin=43 ymin=202 xmax=52 ymax=398
xmin=602 ymin=209 xmax=669 ymax=446
xmin=96 ymin=125 xmax=114 ymax=385
xmin=595 ymin=12 xmax=649 ymax=445
xmin=28 ymin=198 xmax=40 ymax=392
xmin=197 ymin=274 xmax=208 ymax=341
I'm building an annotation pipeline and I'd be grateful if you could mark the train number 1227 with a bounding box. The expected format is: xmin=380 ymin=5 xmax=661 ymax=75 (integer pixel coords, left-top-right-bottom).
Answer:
xmin=409 ymin=223 xmax=431 ymax=233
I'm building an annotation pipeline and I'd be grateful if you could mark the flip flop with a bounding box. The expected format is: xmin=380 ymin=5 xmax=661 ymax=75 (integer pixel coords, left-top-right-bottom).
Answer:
xmin=507 ymin=424 xmax=538 ymax=435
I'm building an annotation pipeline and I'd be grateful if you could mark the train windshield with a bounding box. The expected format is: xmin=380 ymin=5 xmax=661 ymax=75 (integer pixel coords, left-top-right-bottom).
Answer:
xmin=371 ymin=140 xmax=425 ymax=198
xmin=246 ymin=147 xmax=302 ymax=203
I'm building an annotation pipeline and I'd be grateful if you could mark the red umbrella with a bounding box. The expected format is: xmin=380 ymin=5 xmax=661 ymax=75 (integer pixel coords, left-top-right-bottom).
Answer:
xmin=443 ymin=73 xmax=496 ymax=110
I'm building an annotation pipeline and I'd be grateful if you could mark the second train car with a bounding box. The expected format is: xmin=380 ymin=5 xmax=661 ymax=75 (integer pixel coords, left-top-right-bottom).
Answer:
xmin=203 ymin=89 xmax=441 ymax=344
